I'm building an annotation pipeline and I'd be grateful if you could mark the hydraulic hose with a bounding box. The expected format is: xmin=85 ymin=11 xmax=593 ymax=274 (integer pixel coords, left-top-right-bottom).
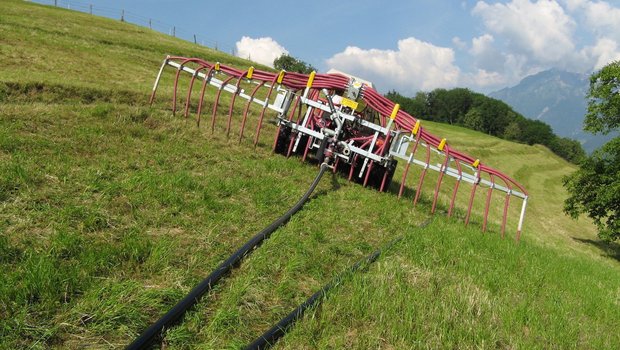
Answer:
xmin=245 ymin=219 xmax=431 ymax=350
xmin=126 ymin=163 xmax=330 ymax=350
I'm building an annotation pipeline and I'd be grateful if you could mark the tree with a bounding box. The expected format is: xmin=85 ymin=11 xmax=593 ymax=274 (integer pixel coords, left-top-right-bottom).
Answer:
xmin=462 ymin=108 xmax=484 ymax=131
xmin=548 ymin=136 xmax=586 ymax=164
xmin=424 ymin=88 xmax=477 ymax=124
xmin=584 ymin=61 xmax=620 ymax=134
xmin=563 ymin=138 xmax=620 ymax=241
xmin=564 ymin=61 xmax=620 ymax=241
xmin=273 ymin=54 xmax=316 ymax=74
xmin=503 ymin=121 xmax=521 ymax=141
xmin=519 ymin=119 xmax=554 ymax=146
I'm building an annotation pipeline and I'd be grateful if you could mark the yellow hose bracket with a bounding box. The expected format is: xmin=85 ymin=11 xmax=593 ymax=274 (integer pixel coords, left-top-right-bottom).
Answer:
xmin=306 ymin=71 xmax=316 ymax=88
xmin=341 ymin=97 xmax=359 ymax=111
xmin=472 ymin=159 xmax=480 ymax=168
xmin=277 ymin=70 xmax=285 ymax=84
xmin=390 ymin=103 xmax=400 ymax=120
xmin=247 ymin=66 xmax=254 ymax=80
xmin=412 ymin=120 xmax=421 ymax=135
xmin=438 ymin=138 xmax=447 ymax=151
xmin=215 ymin=62 xmax=220 ymax=71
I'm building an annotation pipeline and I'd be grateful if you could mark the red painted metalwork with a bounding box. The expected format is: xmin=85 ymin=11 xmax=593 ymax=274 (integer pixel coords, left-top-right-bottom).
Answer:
xmin=447 ymin=159 xmax=462 ymax=218
xmin=465 ymin=180 xmax=478 ymax=227
xmin=431 ymin=150 xmax=450 ymax=214
xmin=413 ymin=143 xmax=431 ymax=206
xmin=239 ymin=81 xmax=265 ymax=142
xmin=363 ymin=161 xmax=373 ymax=188
xmin=196 ymin=66 xmax=216 ymax=127
xmin=184 ymin=65 xmax=208 ymax=118
xmin=501 ymin=193 xmax=511 ymax=238
xmin=226 ymin=76 xmax=243 ymax=137
xmin=253 ymin=74 xmax=280 ymax=147
xmin=482 ymin=174 xmax=495 ymax=232
xmin=398 ymin=131 xmax=422 ymax=198
xmin=211 ymin=75 xmax=236 ymax=133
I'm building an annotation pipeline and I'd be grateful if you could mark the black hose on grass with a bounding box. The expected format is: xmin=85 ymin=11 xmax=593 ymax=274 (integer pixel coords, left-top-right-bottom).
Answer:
xmin=245 ymin=219 xmax=431 ymax=350
xmin=126 ymin=163 xmax=329 ymax=350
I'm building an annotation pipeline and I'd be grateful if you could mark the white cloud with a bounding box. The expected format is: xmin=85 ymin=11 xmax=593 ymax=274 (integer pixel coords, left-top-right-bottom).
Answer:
xmin=235 ymin=36 xmax=288 ymax=68
xmin=469 ymin=34 xmax=494 ymax=57
xmin=462 ymin=69 xmax=508 ymax=88
xmin=325 ymin=37 xmax=460 ymax=94
xmin=468 ymin=33 xmax=507 ymax=73
xmin=563 ymin=0 xmax=586 ymax=11
xmin=452 ymin=36 xmax=468 ymax=50
xmin=583 ymin=38 xmax=620 ymax=70
xmin=573 ymin=0 xmax=620 ymax=37
xmin=472 ymin=0 xmax=576 ymax=65
xmin=562 ymin=0 xmax=620 ymax=69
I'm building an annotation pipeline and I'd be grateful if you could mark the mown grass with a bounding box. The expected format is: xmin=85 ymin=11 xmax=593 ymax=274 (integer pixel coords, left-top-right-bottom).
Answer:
xmin=280 ymin=219 xmax=620 ymax=349
xmin=1 ymin=0 xmax=619 ymax=348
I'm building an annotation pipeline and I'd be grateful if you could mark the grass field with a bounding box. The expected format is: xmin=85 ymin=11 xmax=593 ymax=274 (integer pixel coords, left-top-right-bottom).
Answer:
xmin=1 ymin=1 xmax=619 ymax=348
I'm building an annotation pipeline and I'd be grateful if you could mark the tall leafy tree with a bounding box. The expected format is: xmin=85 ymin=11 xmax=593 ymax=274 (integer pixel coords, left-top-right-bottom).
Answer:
xmin=583 ymin=61 xmax=620 ymax=134
xmin=273 ymin=54 xmax=315 ymax=74
xmin=564 ymin=61 xmax=620 ymax=241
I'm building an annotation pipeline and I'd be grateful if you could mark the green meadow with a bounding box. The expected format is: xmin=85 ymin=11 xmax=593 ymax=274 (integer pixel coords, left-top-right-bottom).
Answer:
xmin=1 ymin=1 xmax=618 ymax=348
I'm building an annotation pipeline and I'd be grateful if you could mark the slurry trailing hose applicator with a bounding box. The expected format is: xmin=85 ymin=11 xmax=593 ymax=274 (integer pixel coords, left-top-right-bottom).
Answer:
xmin=150 ymin=56 xmax=529 ymax=239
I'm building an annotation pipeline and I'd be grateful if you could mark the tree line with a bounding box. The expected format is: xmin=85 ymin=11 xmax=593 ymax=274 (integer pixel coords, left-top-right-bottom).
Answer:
xmin=385 ymin=88 xmax=586 ymax=164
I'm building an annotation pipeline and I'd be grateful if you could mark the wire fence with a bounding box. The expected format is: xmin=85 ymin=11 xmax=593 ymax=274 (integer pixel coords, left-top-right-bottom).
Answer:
xmin=28 ymin=0 xmax=237 ymax=55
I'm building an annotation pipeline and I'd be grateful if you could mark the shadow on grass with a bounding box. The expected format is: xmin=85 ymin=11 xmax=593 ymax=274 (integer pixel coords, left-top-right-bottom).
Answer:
xmin=573 ymin=237 xmax=620 ymax=262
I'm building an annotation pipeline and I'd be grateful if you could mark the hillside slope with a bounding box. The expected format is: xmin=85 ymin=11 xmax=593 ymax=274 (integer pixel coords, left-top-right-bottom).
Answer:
xmin=1 ymin=1 xmax=619 ymax=348
xmin=489 ymin=69 xmax=615 ymax=153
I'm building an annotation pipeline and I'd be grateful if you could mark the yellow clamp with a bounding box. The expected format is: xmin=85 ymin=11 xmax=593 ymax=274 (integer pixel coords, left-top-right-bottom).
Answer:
xmin=214 ymin=62 xmax=220 ymax=71
xmin=247 ymin=66 xmax=254 ymax=80
xmin=341 ymin=97 xmax=359 ymax=110
xmin=277 ymin=70 xmax=285 ymax=84
xmin=412 ymin=120 xmax=421 ymax=135
xmin=390 ymin=103 xmax=400 ymax=121
xmin=438 ymin=138 xmax=447 ymax=151
xmin=472 ymin=159 xmax=480 ymax=168
xmin=306 ymin=71 xmax=316 ymax=88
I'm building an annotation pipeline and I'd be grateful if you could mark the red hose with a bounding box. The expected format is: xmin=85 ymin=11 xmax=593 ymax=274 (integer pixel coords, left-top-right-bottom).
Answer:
xmin=196 ymin=66 xmax=216 ymax=127
xmin=239 ymin=81 xmax=265 ymax=142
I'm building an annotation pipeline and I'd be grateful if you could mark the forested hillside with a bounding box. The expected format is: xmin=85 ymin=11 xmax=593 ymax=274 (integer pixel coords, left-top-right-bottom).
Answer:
xmin=387 ymin=89 xmax=586 ymax=163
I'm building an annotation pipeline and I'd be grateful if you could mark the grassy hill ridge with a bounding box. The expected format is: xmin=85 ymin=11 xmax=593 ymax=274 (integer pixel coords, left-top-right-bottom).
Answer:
xmin=1 ymin=1 xmax=619 ymax=348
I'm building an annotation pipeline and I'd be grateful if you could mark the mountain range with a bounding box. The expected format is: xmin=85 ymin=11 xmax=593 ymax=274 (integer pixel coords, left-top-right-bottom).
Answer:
xmin=489 ymin=69 xmax=615 ymax=153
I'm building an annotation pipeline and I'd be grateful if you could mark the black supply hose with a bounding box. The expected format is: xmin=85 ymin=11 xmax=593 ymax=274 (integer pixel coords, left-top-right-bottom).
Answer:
xmin=245 ymin=219 xmax=431 ymax=350
xmin=127 ymin=163 xmax=330 ymax=350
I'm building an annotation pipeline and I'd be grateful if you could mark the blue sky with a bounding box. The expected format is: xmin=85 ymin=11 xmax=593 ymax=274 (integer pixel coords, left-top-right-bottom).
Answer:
xmin=42 ymin=0 xmax=620 ymax=94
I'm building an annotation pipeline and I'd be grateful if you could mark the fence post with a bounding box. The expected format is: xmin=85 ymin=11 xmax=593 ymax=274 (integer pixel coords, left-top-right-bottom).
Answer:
xmin=173 ymin=26 xmax=175 ymax=37
xmin=193 ymin=34 xmax=197 ymax=44
xmin=89 ymin=4 xmax=92 ymax=15
xmin=121 ymin=9 xmax=125 ymax=22
xmin=54 ymin=0 xmax=57 ymax=6
xmin=149 ymin=19 xmax=152 ymax=29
